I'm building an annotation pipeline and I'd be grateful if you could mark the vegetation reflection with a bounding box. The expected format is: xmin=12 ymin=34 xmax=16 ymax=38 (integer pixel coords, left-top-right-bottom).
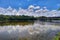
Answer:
xmin=0 ymin=21 xmax=34 ymax=26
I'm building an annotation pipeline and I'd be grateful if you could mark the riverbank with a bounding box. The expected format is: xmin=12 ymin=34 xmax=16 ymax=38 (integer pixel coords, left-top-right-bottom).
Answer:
xmin=0 ymin=15 xmax=37 ymax=22
xmin=0 ymin=15 xmax=60 ymax=22
xmin=53 ymin=32 xmax=60 ymax=40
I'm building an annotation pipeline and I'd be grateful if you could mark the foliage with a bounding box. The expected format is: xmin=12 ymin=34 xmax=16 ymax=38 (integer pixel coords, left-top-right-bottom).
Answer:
xmin=53 ymin=32 xmax=60 ymax=40
xmin=0 ymin=15 xmax=37 ymax=22
xmin=58 ymin=8 xmax=60 ymax=10
xmin=0 ymin=15 xmax=60 ymax=22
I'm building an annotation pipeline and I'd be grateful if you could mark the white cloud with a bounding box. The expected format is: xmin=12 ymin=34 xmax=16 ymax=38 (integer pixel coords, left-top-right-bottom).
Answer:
xmin=28 ymin=5 xmax=35 ymax=9
xmin=7 ymin=6 xmax=13 ymax=11
xmin=43 ymin=6 xmax=47 ymax=9
xmin=0 ymin=5 xmax=59 ymax=17
xmin=34 ymin=6 xmax=40 ymax=9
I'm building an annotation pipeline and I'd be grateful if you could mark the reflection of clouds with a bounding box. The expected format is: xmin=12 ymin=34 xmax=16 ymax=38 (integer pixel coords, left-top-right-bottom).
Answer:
xmin=0 ymin=21 xmax=59 ymax=40
xmin=0 ymin=21 xmax=60 ymax=39
xmin=0 ymin=5 xmax=60 ymax=17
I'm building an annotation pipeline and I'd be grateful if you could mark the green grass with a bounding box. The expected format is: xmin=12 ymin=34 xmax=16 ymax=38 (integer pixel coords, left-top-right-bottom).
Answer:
xmin=53 ymin=32 xmax=60 ymax=40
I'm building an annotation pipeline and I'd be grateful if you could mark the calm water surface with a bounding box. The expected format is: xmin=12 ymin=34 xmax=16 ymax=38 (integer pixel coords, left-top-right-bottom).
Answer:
xmin=0 ymin=21 xmax=60 ymax=40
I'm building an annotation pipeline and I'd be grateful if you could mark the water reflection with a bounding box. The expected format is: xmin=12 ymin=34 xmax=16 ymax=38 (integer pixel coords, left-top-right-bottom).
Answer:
xmin=0 ymin=21 xmax=60 ymax=40
xmin=0 ymin=21 xmax=34 ymax=26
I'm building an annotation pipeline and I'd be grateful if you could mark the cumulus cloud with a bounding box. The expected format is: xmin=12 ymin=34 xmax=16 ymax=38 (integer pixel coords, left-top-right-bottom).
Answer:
xmin=0 ymin=5 xmax=59 ymax=17
xmin=28 ymin=5 xmax=34 ymax=9
xmin=34 ymin=6 xmax=40 ymax=9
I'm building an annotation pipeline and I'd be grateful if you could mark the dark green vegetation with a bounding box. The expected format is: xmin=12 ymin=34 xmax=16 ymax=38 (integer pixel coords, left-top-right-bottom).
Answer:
xmin=38 ymin=16 xmax=60 ymax=22
xmin=0 ymin=15 xmax=37 ymax=22
xmin=58 ymin=8 xmax=60 ymax=10
xmin=53 ymin=32 xmax=60 ymax=40
xmin=0 ymin=15 xmax=60 ymax=22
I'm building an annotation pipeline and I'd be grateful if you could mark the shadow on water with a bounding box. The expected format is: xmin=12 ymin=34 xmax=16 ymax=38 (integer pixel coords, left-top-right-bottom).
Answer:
xmin=0 ymin=20 xmax=60 ymax=40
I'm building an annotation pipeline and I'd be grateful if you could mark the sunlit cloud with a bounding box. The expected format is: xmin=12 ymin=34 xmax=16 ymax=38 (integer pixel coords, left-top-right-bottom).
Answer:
xmin=0 ymin=5 xmax=59 ymax=17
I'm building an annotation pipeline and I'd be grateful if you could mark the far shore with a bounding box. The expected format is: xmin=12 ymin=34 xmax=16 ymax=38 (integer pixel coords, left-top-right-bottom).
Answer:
xmin=0 ymin=15 xmax=60 ymax=22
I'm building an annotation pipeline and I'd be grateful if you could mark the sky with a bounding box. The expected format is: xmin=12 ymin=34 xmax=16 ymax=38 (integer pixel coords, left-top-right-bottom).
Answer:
xmin=0 ymin=0 xmax=60 ymax=10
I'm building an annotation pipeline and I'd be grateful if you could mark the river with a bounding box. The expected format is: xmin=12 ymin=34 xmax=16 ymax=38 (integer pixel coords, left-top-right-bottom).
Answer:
xmin=0 ymin=21 xmax=60 ymax=40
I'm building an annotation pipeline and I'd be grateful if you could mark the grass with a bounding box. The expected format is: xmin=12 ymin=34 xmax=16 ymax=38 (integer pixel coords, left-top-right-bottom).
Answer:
xmin=53 ymin=32 xmax=60 ymax=40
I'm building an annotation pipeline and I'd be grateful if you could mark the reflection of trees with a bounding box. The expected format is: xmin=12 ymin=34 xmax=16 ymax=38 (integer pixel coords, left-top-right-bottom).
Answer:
xmin=0 ymin=21 xmax=34 ymax=26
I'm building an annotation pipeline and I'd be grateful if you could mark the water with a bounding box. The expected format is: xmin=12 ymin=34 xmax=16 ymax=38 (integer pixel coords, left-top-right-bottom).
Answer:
xmin=0 ymin=21 xmax=60 ymax=40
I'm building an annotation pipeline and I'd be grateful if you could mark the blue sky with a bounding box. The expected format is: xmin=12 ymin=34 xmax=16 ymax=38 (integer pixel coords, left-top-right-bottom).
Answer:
xmin=0 ymin=0 xmax=60 ymax=10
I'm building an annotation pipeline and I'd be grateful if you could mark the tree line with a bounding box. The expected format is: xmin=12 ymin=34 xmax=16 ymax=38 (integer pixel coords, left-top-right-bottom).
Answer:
xmin=0 ymin=15 xmax=60 ymax=22
xmin=0 ymin=15 xmax=37 ymax=22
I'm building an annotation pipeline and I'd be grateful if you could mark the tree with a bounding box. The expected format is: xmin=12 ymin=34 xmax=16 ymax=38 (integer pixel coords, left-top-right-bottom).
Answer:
xmin=58 ymin=8 xmax=60 ymax=10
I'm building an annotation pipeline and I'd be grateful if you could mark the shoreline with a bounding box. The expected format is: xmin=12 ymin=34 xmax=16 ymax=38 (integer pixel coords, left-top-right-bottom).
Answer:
xmin=0 ymin=15 xmax=60 ymax=22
